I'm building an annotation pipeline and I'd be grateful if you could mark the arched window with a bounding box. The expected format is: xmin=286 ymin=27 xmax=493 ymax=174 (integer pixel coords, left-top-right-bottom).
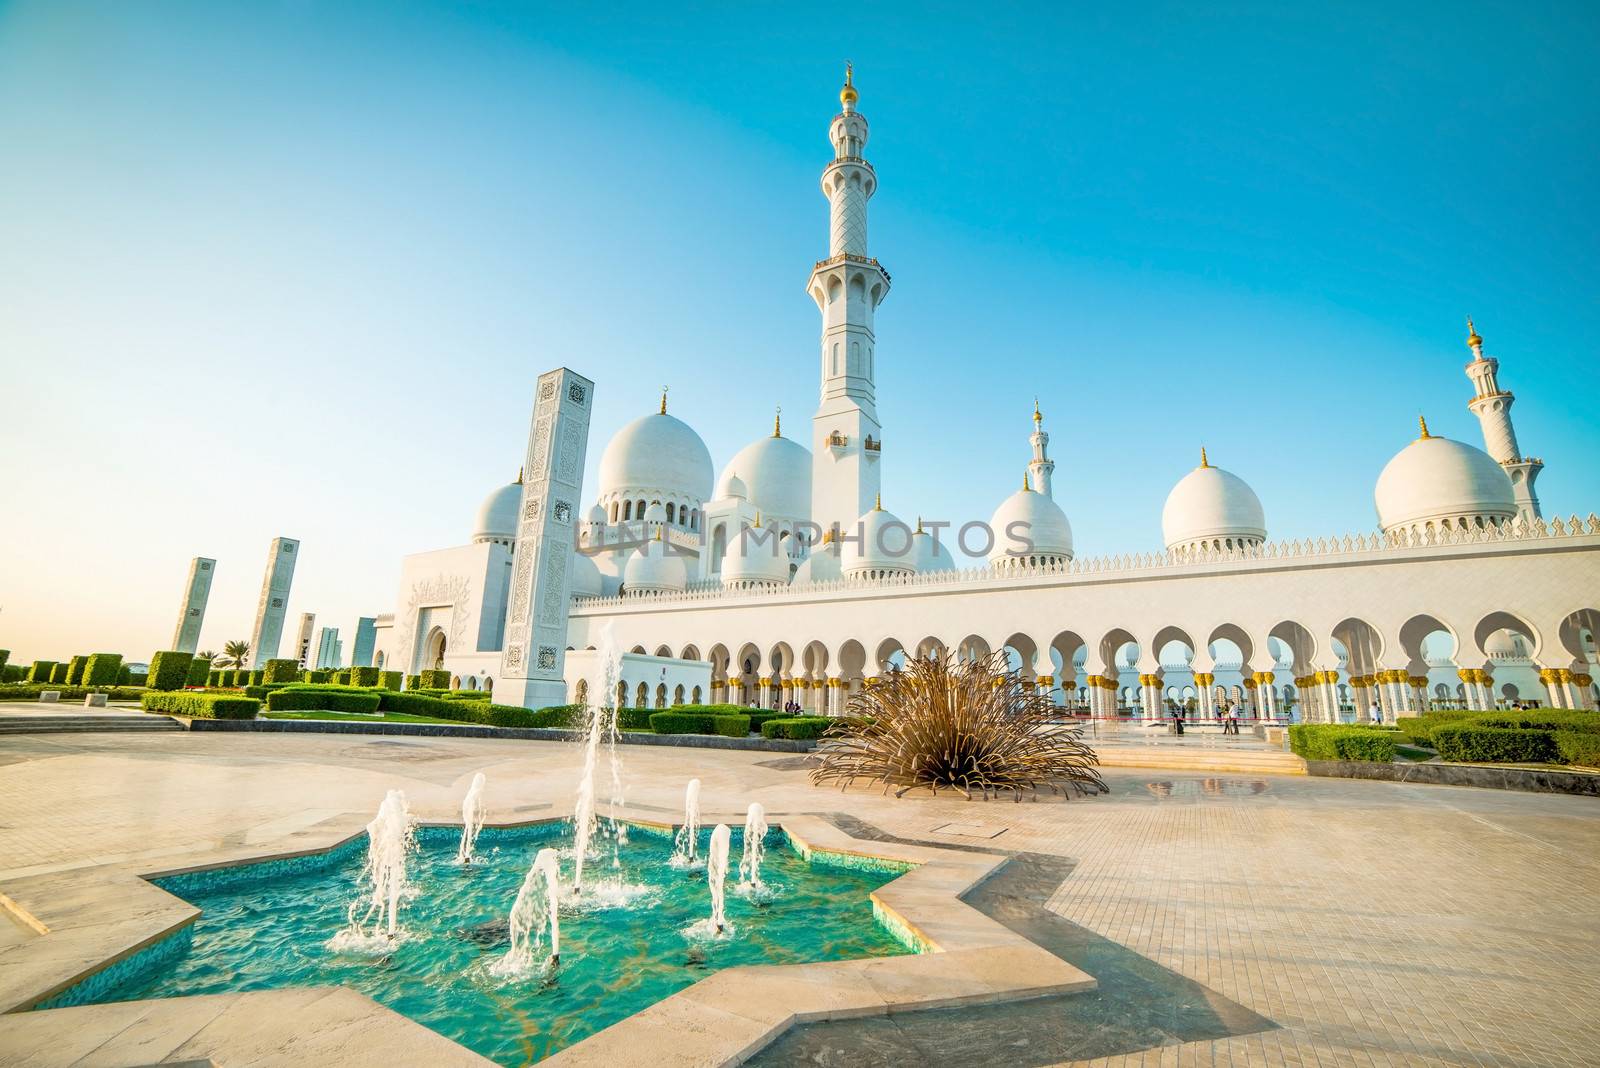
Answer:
xmin=692 ymin=685 xmax=703 ymax=703
xmin=673 ymin=684 xmax=685 ymax=705
xmin=574 ymin=678 xmax=589 ymax=705
xmin=667 ymin=502 xmax=676 ymax=523
xmin=636 ymin=681 xmax=649 ymax=707
xmin=656 ymin=683 xmax=668 ymax=708
xmin=623 ymin=500 xmax=632 ymax=520
xmin=610 ymin=501 xmax=619 ymax=522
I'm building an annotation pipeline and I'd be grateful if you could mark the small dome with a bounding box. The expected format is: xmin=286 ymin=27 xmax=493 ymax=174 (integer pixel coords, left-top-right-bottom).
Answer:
xmin=623 ymin=534 xmax=687 ymax=596
xmin=721 ymin=521 xmax=791 ymax=588
xmin=569 ymin=549 xmax=603 ymax=599
xmin=842 ymin=500 xmax=916 ymax=578
xmin=643 ymin=500 xmax=667 ymax=523
xmin=586 ymin=502 xmax=606 ymax=525
xmin=793 ymin=543 xmax=842 ymax=584
xmin=718 ymin=434 xmax=812 ymax=523
xmin=1374 ymin=427 xmax=1515 ymax=535
xmin=988 ymin=482 xmax=1073 ymax=567
xmin=1483 ymin=629 xmax=1523 ymax=658
xmin=472 ymin=479 xmax=522 ymax=544
xmin=1161 ymin=458 xmax=1266 ymax=553
xmin=912 ymin=524 xmax=956 ymax=573
xmin=598 ymin=411 xmax=714 ymax=505
xmin=715 ymin=469 xmax=749 ymax=500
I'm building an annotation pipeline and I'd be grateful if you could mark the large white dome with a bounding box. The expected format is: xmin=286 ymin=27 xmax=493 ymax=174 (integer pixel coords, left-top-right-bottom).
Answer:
xmin=598 ymin=411 xmax=714 ymax=504
xmin=1161 ymin=458 xmax=1267 ymax=552
xmin=717 ymin=433 xmax=812 ymax=523
xmin=569 ymin=549 xmax=603 ymax=599
xmin=472 ymin=478 xmax=522 ymax=545
xmin=1374 ymin=425 xmax=1515 ymax=535
xmin=913 ymin=524 xmax=956 ymax=573
xmin=793 ymin=542 xmax=842 ymax=584
xmin=721 ymin=520 xmax=792 ymax=588
xmin=988 ymin=481 xmax=1073 ymax=567
xmin=623 ymin=534 xmax=688 ymax=596
xmin=842 ymin=500 xmax=917 ymax=578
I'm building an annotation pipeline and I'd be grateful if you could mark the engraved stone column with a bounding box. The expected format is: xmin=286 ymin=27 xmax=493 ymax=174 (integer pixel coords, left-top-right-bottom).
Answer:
xmin=288 ymin=612 xmax=317 ymax=668
xmin=498 ymin=368 xmax=595 ymax=710
xmin=248 ymin=537 xmax=300 ymax=668
xmin=351 ymin=617 xmax=378 ymax=667
xmin=171 ymin=556 xmax=216 ymax=654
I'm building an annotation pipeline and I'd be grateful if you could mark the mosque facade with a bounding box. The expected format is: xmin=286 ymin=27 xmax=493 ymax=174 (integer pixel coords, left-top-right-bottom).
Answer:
xmin=369 ymin=71 xmax=1600 ymax=723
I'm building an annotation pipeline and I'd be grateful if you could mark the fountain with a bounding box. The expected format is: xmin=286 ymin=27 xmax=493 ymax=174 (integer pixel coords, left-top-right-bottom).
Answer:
xmin=572 ymin=624 xmax=625 ymax=892
xmin=738 ymin=802 xmax=767 ymax=891
xmin=455 ymin=773 xmax=487 ymax=865
xmin=673 ymin=778 xmax=702 ymax=866
xmin=333 ymin=789 xmax=415 ymax=946
xmin=491 ymin=847 xmax=561 ymax=977
xmin=706 ymin=823 xmax=731 ymax=933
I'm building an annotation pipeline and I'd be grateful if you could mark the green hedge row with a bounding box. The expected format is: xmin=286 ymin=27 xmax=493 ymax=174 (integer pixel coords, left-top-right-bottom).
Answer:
xmin=83 ymin=653 xmax=122 ymax=686
xmin=184 ymin=659 xmax=210 ymax=686
xmin=51 ymin=662 xmax=70 ymax=684
xmin=0 ymin=683 xmax=147 ymax=701
xmin=66 ymin=656 xmax=88 ymax=684
xmin=760 ymin=716 xmax=832 ymax=740
xmin=262 ymin=659 xmax=300 ymax=683
xmin=27 ymin=661 xmax=57 ymax=683
xmin=418 ymin=669 xmax=451 ymax=689
xmin=350 ymin=666 xmax=379 ymax=687
xmin=649 ymin=711 xmax=750 ymax=737
xmin=1288 ymin=725 xmax=1398 ymax=762
xmin=141 ymin=691 xmax=260 ymax=720
xmin=147 ymin=652 xmax=193 ymax=691
xmin=1431 ymin=725 xmax=1559 ymax=764
xmin=378 ymin=670 xmax=402 ymax=690
xmin=265 ymin=689 xmax=383 ymax=713
xmin=1556 ymin=731 xmax=1600 ymax=768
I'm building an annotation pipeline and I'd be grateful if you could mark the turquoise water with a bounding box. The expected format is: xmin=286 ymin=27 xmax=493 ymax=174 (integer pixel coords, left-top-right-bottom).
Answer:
xmin=93 ymin=824 xmax=910 ymax=1065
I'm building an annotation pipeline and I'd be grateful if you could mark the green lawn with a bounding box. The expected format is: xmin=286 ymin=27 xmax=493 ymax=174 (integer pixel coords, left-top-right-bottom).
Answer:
xmin=262 ymin=710 xmax=468 ymax=725
xmin=1395 ymin=744 xmax=1435 ymax=762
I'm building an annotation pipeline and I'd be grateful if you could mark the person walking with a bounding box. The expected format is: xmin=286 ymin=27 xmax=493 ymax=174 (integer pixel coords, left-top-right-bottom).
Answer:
xmin=1370 ymin=700 xmax=1382 ymax=725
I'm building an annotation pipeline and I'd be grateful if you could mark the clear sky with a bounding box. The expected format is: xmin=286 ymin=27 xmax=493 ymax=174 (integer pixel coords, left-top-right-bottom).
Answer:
xmin=2 ymin=1 xmax=1596 ymax=665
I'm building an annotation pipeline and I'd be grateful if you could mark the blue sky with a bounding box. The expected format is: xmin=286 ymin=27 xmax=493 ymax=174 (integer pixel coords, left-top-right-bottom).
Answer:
xmin=2 ymin=0 xmax=1596 ymax=662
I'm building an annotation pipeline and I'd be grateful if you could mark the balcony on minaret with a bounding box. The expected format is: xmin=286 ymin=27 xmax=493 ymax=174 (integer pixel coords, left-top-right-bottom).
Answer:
xmin=864 ymin=435 xmax=882 ymax=457
xmin=811 ymin=252 xmax=891 ymax=286
xmin=827 ymin=431 xmax=849 ymax=454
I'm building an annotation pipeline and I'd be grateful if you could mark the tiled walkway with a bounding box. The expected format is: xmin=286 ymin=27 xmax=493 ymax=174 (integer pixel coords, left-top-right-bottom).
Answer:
xmin=0 ymin=730 xmax=1595 ymax=1066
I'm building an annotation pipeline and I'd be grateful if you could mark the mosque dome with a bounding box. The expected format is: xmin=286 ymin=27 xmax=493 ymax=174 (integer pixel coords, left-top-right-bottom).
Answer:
xmin=793 ymin=540 xmax=843 ymax=584
xmin=1161 ymin=451 xmax=1267 ymax=553
xmin=842 ymin=498 xmax=917 ymax=579
xmin=598 ymin=408 xmax=714 ymax=506
xmin=586 ymin=502 xmax=607 ymax=525
xmin=912 ymin=522 xmax=956 ymax=573
xmin=721 ymin=520 xmax=792 ymax=589
xmin=714 ymin=469 xmax=749 ymax=500
xmin=1483 ymin=629 xmax=1523 ymax=659
xmin=472 ymin=477 xmax=522 ymax=545
xmin=1374 ymin=419 xmax=1516 ymax=536
xmin=569 ymin=549 xmax=603 ymax=599
xmin=623 ymin=533 xmax=687 ymax=597
xmin=988 ymin=478 xmax=1073 ymax=568
xmin=643 ymin=500 xmax=667 ymax=524
xmin=718 ymin=429 xmax=812 ymax=523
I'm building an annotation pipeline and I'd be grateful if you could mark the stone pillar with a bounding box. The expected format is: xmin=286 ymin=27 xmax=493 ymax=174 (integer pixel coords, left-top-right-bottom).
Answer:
xmin=1194 ymin=673 xmax=1215 ymax=720
xmin=1258 ymin=673 xmax=1277 ymax=719
xmin=497 ymin=368 xmax=595 ymax=710
xmin=1036 ymin=675 xmax=1055 ymax=708
xmin=171 ymin=557 xmax=216 ymax=655
xmin=1408 ymin=676 xmax=1427 ymax=713
xmin=1351 ymin=676 xmax=1370 ymax=722
xmin=248 ymin=537 xmax=300 ymax=668
xmin=1573 ymin=672 xmax=1596 ymax=710
xmin=757 ymin=675 xmax=773 ymax=709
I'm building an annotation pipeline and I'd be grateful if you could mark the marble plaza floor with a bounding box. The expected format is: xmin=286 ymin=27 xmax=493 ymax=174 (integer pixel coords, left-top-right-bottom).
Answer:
xmin=0 ymin=729 xmax=1597 ymax=1066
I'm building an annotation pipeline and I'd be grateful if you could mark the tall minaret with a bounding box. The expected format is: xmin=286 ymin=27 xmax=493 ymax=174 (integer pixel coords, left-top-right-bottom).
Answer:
xmin=1463 ymin=318 xmax=1542 ymax=521
xmin=1029 ymin=399 xmax=1055 ymax=499
xmin=810 ymin=63 xmax=890 ymax=533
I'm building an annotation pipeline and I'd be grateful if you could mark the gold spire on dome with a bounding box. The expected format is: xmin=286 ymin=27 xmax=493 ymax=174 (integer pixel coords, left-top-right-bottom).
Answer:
xmin=773 ymin=405 xmax=782 ymax=437
xmin=840 ymin=61 xmax=858 ymax=108
xmin=655 ymin=525 xmax=664 ymax=542
xmin=1418 ymin=414 xmax=1431 ymax=440
xmin=916 ymin=516 xmax=924 ymax=534
xmin=1199 ymin=446 xmax=1210 ymax=469
xmin=516 ymin=466 xmax=523 ymax=485
xmin=1022 ymin=471 xmax=1031 ymax=492
xmin=874 ymin=492 xmax=882 ymax=511
xmin=1466 ymin=316 xmax=1482 ymax=350
xmin=659 ymin=386 xmax=668 ymax=415
xmin=755 ymin=511 xmax=763 ymax=527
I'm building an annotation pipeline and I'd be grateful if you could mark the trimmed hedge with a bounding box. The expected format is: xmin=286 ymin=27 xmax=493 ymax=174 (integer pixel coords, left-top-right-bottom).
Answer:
xmin=378 ymin=671 xmax=402 ymax=690
xmin=248 ymin=670 xmax=265 ymax=686
xmin=50 ymin=662 xmax=71 ymax=684
xmin=301 ymin=669 xmax=332 ymax=684
xmin=350 ymin=666 xmax=379 ymax=687
xmin=1432 ymin=725 xmax=1560 ymax=764
xmin=419 ymin=669 xmax=451 ymax=689
xmin=1471 ymin=709 xmax=1600 ymax=734
xmin=760 ymin=716 xmax=832 ymax=740
xmin=649 ymin=711 xmax=751 ymax=737
xmin=206 ymin=670 xmax=222 ymax=687
xmin=83 ymin=653 xmax=123 ymax=686
xmin=1555 ymin=730 xmax=1600 ymax=768
xmin=265 ymin=689 xmax=382 ymax=714
xmin=66 ymin=656 xmax=89 ymax=685
xmin=334 ymin=670 xmax=352 ymax=686
xmin=142 ymin=691 xmax=260 ymax=720
xmin=1 ymin=665 xmax=23 ymax=683
xmin=0 ymin=650 xmax=7 ymax=674
xmin=26 ymin=661 xmax=57 ymax=683
xmin=1288 ymin=725 xmax=1398 ymax=762
xmin=262 ymin=659 xmax=300 ymax=683
xmin=147 ymin=652 xmax=192 ymax=691
xmin=0 ymin=684 xmax=146 ymax=701
xmin=185 ymin=658 xmax=210 ymax=686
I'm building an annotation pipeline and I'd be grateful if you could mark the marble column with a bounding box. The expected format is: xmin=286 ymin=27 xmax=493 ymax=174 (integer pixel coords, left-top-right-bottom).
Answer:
xmin=247 ymin=537 xmax=300 ymax=669
xmin=171 ymin=557 xmax=216 ymax=655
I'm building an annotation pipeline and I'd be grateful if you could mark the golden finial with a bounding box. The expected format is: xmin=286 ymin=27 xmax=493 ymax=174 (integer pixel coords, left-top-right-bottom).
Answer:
xmin=755 ymin=511 xmax=763 ymax=527
xmin=1466 ymin=316 xmax=1482 ymax=350
xmin=1033 ymin=396 xmax=1042 ymax=426
xmin=1199 ymin=446 xmax=1209 ymax=469
xmin=1418 ymin=414 xmax=1431 ymax=440
xmin=773 ymin=405 xmax=781 ymax=438
xmin=655 ymin=525 xmax=664 ymax=542
xmin=840 ymin=61 xmax=858 ymax=108
xmin=659 ymin=386 xmax=668 ymax=414
xmin=915 ymin=516 xmax=924 ymax=534
xmin=874 ymin=492 xmax=882 ymax=511
xmin=516 ymin=466 xmax=523 ymax=485
xmin=1022 ymin=470 xmax=1031 ymax=492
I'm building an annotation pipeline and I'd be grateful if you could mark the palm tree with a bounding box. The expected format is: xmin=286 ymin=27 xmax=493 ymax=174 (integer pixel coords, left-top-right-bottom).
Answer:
xmin=220 ymin=640 xmax=251 ymax=669
xmin=196 ymin=650 xmax=218 ymax=666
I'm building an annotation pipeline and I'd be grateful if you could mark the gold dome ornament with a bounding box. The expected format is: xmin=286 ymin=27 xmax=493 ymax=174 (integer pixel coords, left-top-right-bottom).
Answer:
xmin=1466 ymin=316 xmax=1482 ymax=350
xmin=1417 ymin=414 xmax=1431 ymax=440
xmin=840 ymin=62 xmax=858 ymax=109
xmin=1199 ymin=446 xmax=1210 ymax=469
xmin=659 ymin=385 xmax=668 ymax=414
xmin=1033 ymin=397 xmax=1042 ymax=426
xmin=773 ymin=405 xmax=782 ymax=438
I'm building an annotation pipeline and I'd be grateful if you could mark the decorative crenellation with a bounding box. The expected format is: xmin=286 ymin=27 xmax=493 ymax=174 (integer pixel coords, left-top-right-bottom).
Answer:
xmin=572 ymin=512 xmax=1600 ymax=611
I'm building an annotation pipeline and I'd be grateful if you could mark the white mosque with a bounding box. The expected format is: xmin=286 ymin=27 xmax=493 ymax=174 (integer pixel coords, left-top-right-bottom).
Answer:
xmin=368 ymin=69 xmax=1600 ymax=723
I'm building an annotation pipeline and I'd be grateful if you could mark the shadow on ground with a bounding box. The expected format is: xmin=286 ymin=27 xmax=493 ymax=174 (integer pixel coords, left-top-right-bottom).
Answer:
xmin=748 ymin=813 xmax=1277 ymax=1066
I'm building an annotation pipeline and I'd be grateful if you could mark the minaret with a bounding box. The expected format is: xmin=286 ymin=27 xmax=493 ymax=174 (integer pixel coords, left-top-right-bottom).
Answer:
xmin=1463 ymin=318 xmax=1542 ymax=521
xmin=810 ymin=63 xmax=890 ymax=533
xmin=1029 ymin=399 xmax=1055 ymax=498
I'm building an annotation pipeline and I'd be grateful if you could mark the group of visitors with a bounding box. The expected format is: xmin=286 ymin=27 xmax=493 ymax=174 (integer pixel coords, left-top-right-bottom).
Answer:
xmin=1168 ymin=702 xmax=1245 ymax=735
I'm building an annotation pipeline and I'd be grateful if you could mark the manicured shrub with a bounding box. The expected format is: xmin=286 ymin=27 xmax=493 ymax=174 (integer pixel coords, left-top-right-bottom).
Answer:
xmin=117 ymin=665 xmax=133 ymax=684
xmin=262 ymin=659 xmax=299 ymax=683
xmin=82 ymin=653 xmax=123 ymax=686
xmin=1555 ymin=730 xmax=1600 ymax=768
xmin=142 ymin=691 xmax=259 ymax=720
xmin=206 ymin=670 xmax=222 ymax=687
xmin=66 ymin=656 xmax=88 ymax=684
xmin=378 ymin=671 xmax=402 ymax=690
xmin=50 ymin=662 xmax=71 ymax=684
xmin=248 ymin=670 xmax=265 ymax=686
xmin=419 ymin=669 xmax=451 ymax=689
xmin=26 ymin=661 xmax=57 ymax=684
xmin=1 ymin=665 xmax=24 ymax=682
xmin=0 ymin=650 xmax=7 ymax=674
xmin=333 ymin=670 xmax=352 ymax=686
xmin=614 ymin=706 xmax=654 ymax=730
xmin=405 ymin=674 xmax=421 ymax=690
xmin=350 ymin=666 xmax=379 ymax=687
xmin=760 ymin=716 xmax=833 ymax=740
xmin=300 ymin=669 xmax=331 ymax=684
xmin=1472 ymin=709 xmax=1600 ymax=734
xmin=1288 ymin=725 xmax=1398 ymax=762
xmin=185 ymin=658 xmax=210 ymax=686
xmin=648 ymin=711 xmax=751 ymax=736
xmin=265 ymin=689 xmax=381 ymax=714
xmin=242 ymin=684 xmax=291 ymax=699
xmin=147 ymin=652 xmax=193 ymax=691
xmin=1431 ymin=725 xmax=1558 ymax=764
